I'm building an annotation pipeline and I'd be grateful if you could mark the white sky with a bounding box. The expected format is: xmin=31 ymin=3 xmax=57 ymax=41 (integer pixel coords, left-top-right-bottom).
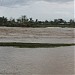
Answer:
xmin=0 ymin=0 xmax=74 ymax=21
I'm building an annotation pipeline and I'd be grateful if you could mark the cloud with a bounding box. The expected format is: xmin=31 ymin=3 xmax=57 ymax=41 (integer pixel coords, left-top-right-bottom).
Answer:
xmin=45 ymin=0 xmax=73 ymax=2
xmin=0 ymin=0 xmax=73 ymax=7
xmin=0 ymin=0 xmax=73 ymax=21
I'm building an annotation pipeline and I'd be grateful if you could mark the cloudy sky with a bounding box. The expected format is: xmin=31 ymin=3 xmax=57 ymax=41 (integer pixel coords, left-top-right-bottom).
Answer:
xmin=0 ymin=0 xmax=74 ymax=21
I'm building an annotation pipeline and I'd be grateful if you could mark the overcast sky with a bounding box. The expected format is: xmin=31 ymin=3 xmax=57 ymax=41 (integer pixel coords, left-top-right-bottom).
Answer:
xmin=0 ymin=0 xmax=74 ymax=21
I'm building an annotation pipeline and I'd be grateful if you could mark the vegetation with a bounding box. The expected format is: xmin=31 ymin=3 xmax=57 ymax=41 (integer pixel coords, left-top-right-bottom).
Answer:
xmin=0 ymin=42 xmax=75 ymax=48
xmin=0 ymin=15 xmax=75 ymax=27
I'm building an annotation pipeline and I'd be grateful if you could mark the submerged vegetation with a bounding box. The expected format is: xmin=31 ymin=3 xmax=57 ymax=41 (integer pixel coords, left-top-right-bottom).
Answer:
xmin=0 ymin=15 xmax=75 ymax=27
xmin=0 ymin=42 xmax=75 ymax=48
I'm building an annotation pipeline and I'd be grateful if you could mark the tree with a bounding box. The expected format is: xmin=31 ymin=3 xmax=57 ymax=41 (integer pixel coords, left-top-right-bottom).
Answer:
xmin=0 ymin=16 xmax=8 ymax=26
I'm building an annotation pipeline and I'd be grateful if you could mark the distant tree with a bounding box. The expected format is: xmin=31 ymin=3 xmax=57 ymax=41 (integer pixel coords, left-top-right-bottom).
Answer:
xmin=0 ymin=16 xmax=8 ymax=26
xmin=35 ymin=19 xmax=38 ymax=22
xmin=69 ymin=19 xmax=74 ymax=27
xmin=0 ymin=15 xmax=74 ymax=27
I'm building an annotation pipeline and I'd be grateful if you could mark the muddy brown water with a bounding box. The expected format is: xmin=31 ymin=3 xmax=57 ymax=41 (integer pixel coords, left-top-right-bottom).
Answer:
xmin=0 ymin=46 xmax=74 ymax=75
xmin=0 ymin=37 xmax=74 ymax=44
xmin=0 ymin=27 xmax=75 ymax=75
xmin=0 ymin=27 xmax=75 ymax=43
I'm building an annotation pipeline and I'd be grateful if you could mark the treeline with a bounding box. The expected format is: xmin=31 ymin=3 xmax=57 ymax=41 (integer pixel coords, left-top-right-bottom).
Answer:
xmin=0 ymin=15 xmax=75 ymax=27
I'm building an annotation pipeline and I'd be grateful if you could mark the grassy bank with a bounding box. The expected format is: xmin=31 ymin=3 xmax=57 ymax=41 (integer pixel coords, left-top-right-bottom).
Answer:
xmin=0 ymin=42 xmax=75 ymax=48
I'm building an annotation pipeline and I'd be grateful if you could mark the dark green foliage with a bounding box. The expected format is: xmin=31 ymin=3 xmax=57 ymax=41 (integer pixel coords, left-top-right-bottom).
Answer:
xmin=0 ymin=42 xmax=75 ymax=48
xmin=0 ymin=15 xmax=75 ymax=27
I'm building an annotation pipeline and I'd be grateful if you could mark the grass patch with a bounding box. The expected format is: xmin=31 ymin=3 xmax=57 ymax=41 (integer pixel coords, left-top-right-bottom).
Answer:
xmin=0 ymin=42 xmax=75 ymax=48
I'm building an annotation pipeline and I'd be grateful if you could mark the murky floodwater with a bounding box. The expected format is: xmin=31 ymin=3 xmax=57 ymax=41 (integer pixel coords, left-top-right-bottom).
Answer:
xmin=0 ymin=27 xmax=74 ymax=44
xmin=0 ymin=46 xmax=74 ymax=75
xmin=0 ymin=37 xmax=74 ymax=44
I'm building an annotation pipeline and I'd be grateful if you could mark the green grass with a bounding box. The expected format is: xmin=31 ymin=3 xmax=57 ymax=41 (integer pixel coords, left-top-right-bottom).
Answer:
xmin=0 ymin=42 xmax=75 ymax=48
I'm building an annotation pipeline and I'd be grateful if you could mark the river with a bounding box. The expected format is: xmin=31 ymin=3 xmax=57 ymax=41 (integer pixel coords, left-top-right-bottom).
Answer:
xmin=0 ymin=46 xmax=74 ymax=75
